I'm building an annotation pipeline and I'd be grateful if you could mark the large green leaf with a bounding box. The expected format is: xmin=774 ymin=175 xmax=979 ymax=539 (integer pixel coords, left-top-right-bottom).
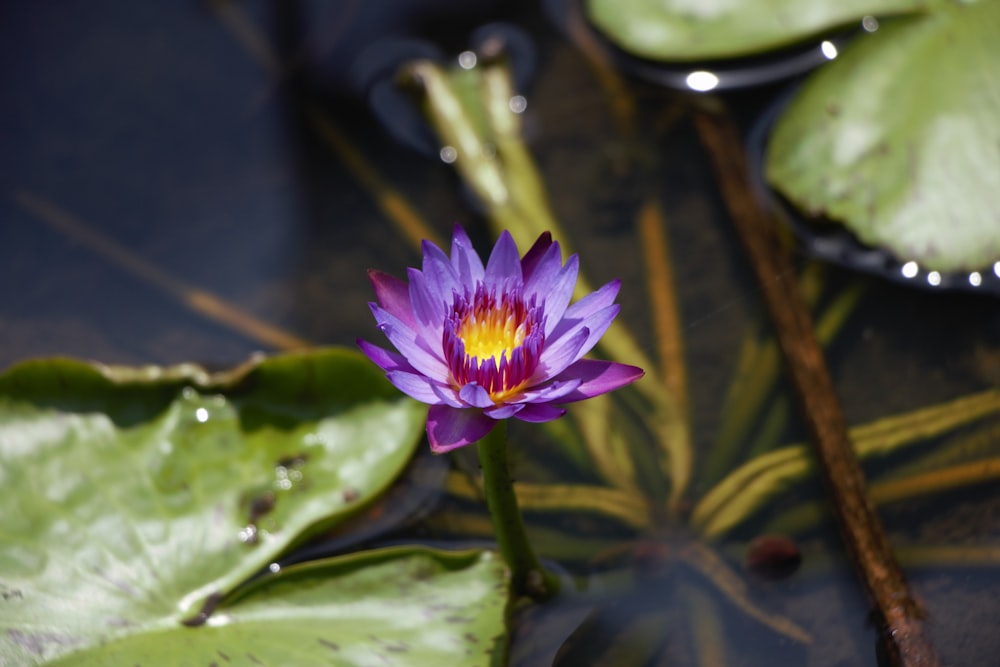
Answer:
xmin=585 ymin=0 xmax=928 ymax=61
xmin=45 ymin=547 xmax=511 ymax=667
xmin=766 ymin=0 xmax=1000 ymax=272
xmin=0 ymin=349 xmax=428 ymax=665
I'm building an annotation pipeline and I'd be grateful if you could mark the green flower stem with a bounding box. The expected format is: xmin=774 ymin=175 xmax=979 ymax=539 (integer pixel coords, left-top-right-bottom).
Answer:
xmin=476 ymin=421 xmax=559 ymax=600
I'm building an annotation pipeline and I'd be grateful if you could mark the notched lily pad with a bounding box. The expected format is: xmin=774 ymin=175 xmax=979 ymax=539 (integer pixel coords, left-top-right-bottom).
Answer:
xmin=0 ymin=348 xmax=427 ymax=665
xmin=45 ymin=547 xmax=511 ymax=667
xmin=584 ymin=0 xmax=931 ymax=61
xmin=766 ymin=0 xmax=1000 ymax=273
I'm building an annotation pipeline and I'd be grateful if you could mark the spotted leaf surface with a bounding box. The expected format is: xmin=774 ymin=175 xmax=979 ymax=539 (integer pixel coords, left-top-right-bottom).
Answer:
xmin=45 ymin=547 xmax=510 ymax=667
xmin=0 ymin=349 xmax=427 ymax=665
xmin=766 ymin=0 xmax=1000 ymax=272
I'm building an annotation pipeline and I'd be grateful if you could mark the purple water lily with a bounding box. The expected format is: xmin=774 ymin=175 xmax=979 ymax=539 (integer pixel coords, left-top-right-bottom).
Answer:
xmin=359 ymin=226 xmax=644 ymax=453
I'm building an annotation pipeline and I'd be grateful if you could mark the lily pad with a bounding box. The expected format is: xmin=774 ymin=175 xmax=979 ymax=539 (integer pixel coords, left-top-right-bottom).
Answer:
xmin=44 ymin=547 xmax=511 ymax=667
xmin=766 ymin=0 xmax=1000 ymax=273
xmin=0 ymin=349 xmax=427 ymax=665
xmin=584 ymin=0 xmax=929 ymax=61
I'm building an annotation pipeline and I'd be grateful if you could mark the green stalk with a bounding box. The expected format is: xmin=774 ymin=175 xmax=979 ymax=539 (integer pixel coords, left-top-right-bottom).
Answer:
xmin=476 ymin=421 xmax=559 ymax=600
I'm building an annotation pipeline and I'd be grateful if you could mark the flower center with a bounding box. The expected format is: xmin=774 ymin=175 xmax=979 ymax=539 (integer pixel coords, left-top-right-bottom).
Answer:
xmin=457 ymin=303 xmax=529 ymax=363
xmin=443 ymin=284 xmax=543 ymax=401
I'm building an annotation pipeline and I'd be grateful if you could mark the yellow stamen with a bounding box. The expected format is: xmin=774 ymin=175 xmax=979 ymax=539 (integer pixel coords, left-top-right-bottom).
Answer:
xmin=459 ymin=311 xmax=527 ymax=362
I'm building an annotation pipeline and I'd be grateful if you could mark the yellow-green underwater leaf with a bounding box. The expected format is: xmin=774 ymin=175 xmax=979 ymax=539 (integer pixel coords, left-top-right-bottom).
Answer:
xmin=45 ymin=547 xmax=511 ymax=667
xmin=585 ymin=0 xmax=929 ymax=61
xmin=0 ymin=349 xmax=428 ymax=665
xmin=766 ymin=0 xmax=1000 ymax=272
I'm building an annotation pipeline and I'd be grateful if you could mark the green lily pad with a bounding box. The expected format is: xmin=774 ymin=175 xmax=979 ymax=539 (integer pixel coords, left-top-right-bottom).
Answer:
xmin=44 ymin=547 xmax=511 ymax=667
xmin=766 ymin=0 xmax=1000 ymax=272
xmin=0 ymin=349 xmax=428 ymax=665
xmin=585 ymin=0 xmax=929 ymax=61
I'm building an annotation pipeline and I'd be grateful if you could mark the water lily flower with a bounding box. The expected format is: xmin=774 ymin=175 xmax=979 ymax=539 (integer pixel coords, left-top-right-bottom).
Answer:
xmin=359 ymin=226 xmax=644 ymax=453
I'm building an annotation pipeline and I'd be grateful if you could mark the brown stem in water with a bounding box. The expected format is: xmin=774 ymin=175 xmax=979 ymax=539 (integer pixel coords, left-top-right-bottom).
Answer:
xmin=693 ymin=108 xmax=939 ymax=667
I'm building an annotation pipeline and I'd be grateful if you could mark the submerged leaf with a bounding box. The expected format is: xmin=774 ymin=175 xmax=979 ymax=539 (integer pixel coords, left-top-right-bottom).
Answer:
xmin=766 ymin=0 xmax=1000 ymax=272
xmin=585 ymin=0 xmax=929 ymax=61
xmin=0 ymin=349 xmax=427 ymax=665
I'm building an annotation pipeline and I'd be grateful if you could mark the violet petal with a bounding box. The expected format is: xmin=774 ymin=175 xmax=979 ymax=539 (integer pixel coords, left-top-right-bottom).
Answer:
xmin=421 ymin=239 xmax=461 ymax=302
xmin=520 ymin=231 xmax=553 ymax=281
xmin=407 ymin=267 xmax=446 ymax=329
xmin=514 ymin=403 xmax=567 ymax=423
xmin=522 ymin=242 xmax=562 ymax=303
xmin=484 ymin=403 xmax=523 ymax=419
xmin=552 ymin=280 xmax=621 ymax=340
xmin=484 ymin=230 xmax=523 ymax=288
xmin=451 ymin=225 xmax=485 ymax=286
xmin=515 ymin=377 xmax=583 ymax=404
xmin=376 ymin=317 xmax=449 ymax=381
xmin=385 ymin=370 xmax=449 ymax=405
xmin=357 ymin=339 xmax=417 ymax=374
xmin=368 ymin=270 xmax=415 ymax=329
xmin=553 ymin=359 xmax=644 ymax=402
xmin=535 ymin=326 xmax=589 ymax=380
xmin=459 ymin=383 xmax=494 ymax=408
xmin=540 ymin=254 xmax=580 ymax=335
xmin=427 ymin=405 xmax=497 ymax=453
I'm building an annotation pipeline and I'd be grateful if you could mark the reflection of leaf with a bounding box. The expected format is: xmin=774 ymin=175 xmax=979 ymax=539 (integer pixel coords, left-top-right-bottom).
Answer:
xmin=767 ymin=0 xmax=1000 ymax=272
xmin=0 ymin=349 xmax=427 ymax=665
xmin=46 ymin=547 xmax=510 ymax=667
xmin=585 ymin=0 xmax=928 ymax=61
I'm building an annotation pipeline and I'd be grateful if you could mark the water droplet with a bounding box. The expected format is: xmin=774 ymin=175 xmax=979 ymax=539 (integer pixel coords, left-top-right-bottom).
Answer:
xmin=901 ymin=261 xmax=919 ymax=279
xmin=268 ymin=562 xmax=281 ymax=574
xmin=861 ymin=15 xmax=879 ymax=32
xmin=969 ymin=272 xmax=983 ymax=287
xmin=238 ymin=525 xmax=258 ymax=544
xmin=927 ymin=271 xmax=942 ymax=287
xmin=509 ymin=95 xmax=527 ymax=114
xmin=820 ymin=40 xmax=838 ymax=60
xmin=457 ymin=50 xmax=477 ymax=70
xmin=439 ymin=146 xmax=457 ymax=164
xmin=194 ymin=407 xmax=209 ymax=423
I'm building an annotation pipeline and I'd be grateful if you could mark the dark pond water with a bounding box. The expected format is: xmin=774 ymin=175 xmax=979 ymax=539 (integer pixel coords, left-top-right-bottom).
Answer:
xmin=2 ymin=2 xmax=999 ymax=665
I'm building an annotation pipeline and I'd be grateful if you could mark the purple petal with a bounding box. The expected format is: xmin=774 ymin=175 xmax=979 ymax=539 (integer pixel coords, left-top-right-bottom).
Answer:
xmin=430 ymin=383 xmax=464 ymax=408
xmin=515 ymin=377 xmax=583 ymax=404
xmin=484 ymin=230 xmax=523 ymax=288
xmin=459 ymin=383 xmax=493 ymax=408
xmin=385 ymin=371 xmax=449 ymax=405
xmin=513 ymin=403 xmax=566 ymax=423
xmin=368 ymin=270 xmax=415 ymax=329
xmin=551 ymin=360 xmax=644 ymax=402
xmin=534 ymin=326 xmax=589 ymax=380
xmin=421 ymin=239 xmax=461 ymax=301
xmin=372 ymin=307 xmax=449 ymax=380
xmin=540 ymin=254 xmax=579 ymax=336
xmin=522 ymin=241 xmax=561 ymax=300
xmin=520 ymin=231 xmax=553 ymax=282
xmin=560 ymin=280 xmax=620 ymax=326
xmin=357 ymin=339 xmax=417 ymax=374
xmin=549 ymin=304 xmax=620 ymax=361
xmin=484 ymin=403 xmax=523 ymax=419
xmin=427 ymin=405 xmax=497 ymax=453
xmin=450 ymin=225 xmax=485 ymax=286
xmin=406 ymin=267 xmax=446 ymax=329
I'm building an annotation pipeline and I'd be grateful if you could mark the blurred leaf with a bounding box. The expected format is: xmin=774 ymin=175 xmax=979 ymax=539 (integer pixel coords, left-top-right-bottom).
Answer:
xmin=0 ymin=349 xmax=427 ymax=665
xmin=47 ymin=547 xmax=510 ymax=666
xmin=767 ymin=0 xmax=1000 ymax=272
xmin=585 ymin=0 xmax=928 ymax=61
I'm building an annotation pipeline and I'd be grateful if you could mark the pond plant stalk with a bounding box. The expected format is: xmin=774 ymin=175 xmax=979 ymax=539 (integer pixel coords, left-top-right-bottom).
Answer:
xmin=693 ymin=108 xmax=940 ymax=667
